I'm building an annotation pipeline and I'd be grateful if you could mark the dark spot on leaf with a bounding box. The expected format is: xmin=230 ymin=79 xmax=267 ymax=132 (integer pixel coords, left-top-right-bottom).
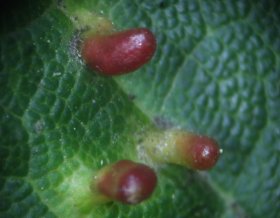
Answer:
xmin=230 ymin=202 xmax=249 ymax=218
xmin=153 ymin=116 xmax=174 ymax=129
xmin=158 ymin=1 xmax=168 ymax=9
xmin=128 ymin=94 xmax=136 ymax=101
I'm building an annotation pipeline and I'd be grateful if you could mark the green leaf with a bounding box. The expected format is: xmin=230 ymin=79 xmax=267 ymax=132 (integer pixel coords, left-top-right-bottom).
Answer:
xmin=0 ymin=0 xmax=279 ymax=218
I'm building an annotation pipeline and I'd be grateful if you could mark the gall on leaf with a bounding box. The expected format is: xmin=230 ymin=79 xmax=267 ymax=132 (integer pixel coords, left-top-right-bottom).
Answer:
xmin=81 ymin=28 xmax=156 ymax=75
xmin=91 ymin=160 xmax=157 ymax=204
xmin=142 ymin=130 xmax=221 ymax=170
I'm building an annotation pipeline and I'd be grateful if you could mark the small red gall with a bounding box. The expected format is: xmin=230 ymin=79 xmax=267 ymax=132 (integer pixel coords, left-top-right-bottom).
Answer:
xmin=142 ymin=130 xmax=221 ymax=170
xmin=175 ymin=133 xmax=221 ymax=170
xmin=81 ymin=28 xmax=157 ymax=75
xmin=93 ymin=160 xmax=157 ymax=204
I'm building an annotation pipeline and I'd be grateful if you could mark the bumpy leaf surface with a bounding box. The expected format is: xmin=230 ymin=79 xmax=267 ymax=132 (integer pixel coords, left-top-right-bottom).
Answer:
xmin=0 ymin=0 xmax=279 ymax=218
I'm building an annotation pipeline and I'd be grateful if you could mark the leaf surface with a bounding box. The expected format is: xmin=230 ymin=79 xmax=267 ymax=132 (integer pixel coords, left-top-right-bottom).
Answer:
xmin=0 ymin=0 xmax=279 ymax=218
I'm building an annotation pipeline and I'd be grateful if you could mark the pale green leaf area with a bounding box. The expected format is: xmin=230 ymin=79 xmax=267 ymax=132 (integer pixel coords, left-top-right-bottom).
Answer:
xmin=0 ymin=0 xmax=279 ymax=218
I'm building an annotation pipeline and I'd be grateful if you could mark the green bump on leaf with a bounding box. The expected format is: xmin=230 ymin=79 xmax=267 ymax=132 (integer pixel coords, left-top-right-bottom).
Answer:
xmin=1 ymin=0 xmax=280 ymax=218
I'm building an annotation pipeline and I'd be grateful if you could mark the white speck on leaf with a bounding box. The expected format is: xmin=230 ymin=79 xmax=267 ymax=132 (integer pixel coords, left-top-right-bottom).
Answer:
xmin=34 ymin=119 xmax=45 ymax=134
xmin=53 ymin=72 xmax=61 ymax=77
xmin=123 ymin=176 xmax=141 ymax=204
